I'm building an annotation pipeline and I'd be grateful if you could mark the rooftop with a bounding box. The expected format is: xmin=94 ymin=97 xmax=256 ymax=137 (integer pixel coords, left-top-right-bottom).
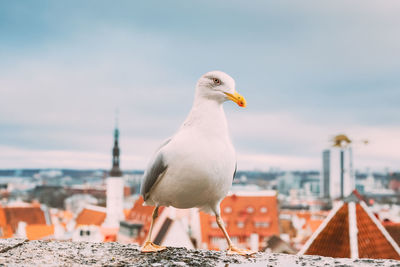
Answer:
xmin=0 ymin=238 xmax=399 ymax=267
xmin=75 ymin=206 xmax=107 ymax=227
xmin=300 ymin=191 xmax=400 ymax=260
xmin=0 ymin=206 xmax=47 ymax=232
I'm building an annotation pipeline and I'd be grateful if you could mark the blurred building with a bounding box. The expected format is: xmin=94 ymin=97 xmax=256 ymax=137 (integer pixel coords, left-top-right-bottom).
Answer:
xmin=279 ymin=209 xmax=327 ymax=251
xmin=321 ymin=148 xmax=352 ymax=200
xmin=73 ymin=205 xmax=107 ymax=242
xmin=64 ymin=194 xmax=98 ymax=215
xmin=199 ymin=191 xmax=279 ymax=251
xmin=278 ymin=173 xmax=301 ymax=196
xmin=0 ymin=202 xmax=53 ymax=240
xmin=389 ymin=173 xmax=400 ymax=192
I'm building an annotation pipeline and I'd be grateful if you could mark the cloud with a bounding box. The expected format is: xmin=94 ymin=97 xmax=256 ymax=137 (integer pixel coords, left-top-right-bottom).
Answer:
xmin=237 ymin=153 xmax=317 ymax=171
xmin=229 ymin=111 xmax=400 ymax=171
xmin=0 ymin=145 xmax=141 ymax=170
xmin=0 ymin=1 xmax=399 ymax=171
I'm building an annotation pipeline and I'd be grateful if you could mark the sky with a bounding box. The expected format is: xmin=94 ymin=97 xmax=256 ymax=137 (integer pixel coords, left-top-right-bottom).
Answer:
xmin=0 ymin=1 xmax=399 ymax=172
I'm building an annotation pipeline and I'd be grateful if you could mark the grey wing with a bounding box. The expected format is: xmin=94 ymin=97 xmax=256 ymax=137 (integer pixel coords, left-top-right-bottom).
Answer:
xmin=140 ymin=139 xmax=170 ymax=201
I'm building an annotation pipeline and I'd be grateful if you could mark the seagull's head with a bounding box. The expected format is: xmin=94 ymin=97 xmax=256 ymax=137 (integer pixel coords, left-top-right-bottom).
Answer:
xmin=195 ymin=71 xmax=246 ymax=108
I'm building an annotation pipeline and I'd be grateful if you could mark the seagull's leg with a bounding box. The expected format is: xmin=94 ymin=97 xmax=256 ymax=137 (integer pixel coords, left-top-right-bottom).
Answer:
xmin=141 ymin=206 xmax=166 ymax=252
xmin=215 ymin=214 xmax=256 ymax=256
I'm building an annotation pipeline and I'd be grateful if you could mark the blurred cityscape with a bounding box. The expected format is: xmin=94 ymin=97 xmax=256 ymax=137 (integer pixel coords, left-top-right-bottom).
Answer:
xmin=0 ymin=126 xmax=399 ymax=260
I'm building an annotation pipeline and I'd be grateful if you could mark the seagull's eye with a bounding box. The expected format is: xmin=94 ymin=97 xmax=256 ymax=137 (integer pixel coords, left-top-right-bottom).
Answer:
xmin=213 ymin=78 xmax=221 ymax=85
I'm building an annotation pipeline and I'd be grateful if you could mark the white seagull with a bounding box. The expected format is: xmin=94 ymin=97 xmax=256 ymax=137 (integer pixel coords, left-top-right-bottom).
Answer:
xmin=140 ymin=71 xmax=253 ymax=255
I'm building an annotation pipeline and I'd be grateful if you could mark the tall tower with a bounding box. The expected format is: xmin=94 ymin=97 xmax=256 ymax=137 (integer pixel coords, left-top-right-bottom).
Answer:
xmin=322 ymin=150 xmax=330 ymax=199
xmin=103 ymin=119 xmax=125 ymax=228
xmin=110 ymin=127 xmax=122 ymax=177
xmin=323 ymin=135 xmax=353 ymax=200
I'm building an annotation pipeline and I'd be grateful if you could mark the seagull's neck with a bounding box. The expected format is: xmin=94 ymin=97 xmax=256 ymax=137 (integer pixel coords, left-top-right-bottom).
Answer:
xmin=182 ymin=97 xmax=229 ymax=137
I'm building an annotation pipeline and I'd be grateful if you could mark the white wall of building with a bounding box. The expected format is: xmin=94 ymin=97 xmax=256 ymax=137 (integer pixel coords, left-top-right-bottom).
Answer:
xmin=103 ymin=176 xmax=124 ymax=228
xmin=329 ymin=148 xmax=352 ymax=199
xmin=160 ymin=220 xmax=195 ymax=249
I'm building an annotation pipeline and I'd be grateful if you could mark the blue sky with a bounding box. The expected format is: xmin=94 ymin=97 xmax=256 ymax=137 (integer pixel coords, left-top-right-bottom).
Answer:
xmin=1 ymin=1 xmax=399 ymax=171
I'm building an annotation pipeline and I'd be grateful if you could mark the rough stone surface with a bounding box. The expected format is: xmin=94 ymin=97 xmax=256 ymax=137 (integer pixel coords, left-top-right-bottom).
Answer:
xmin=0 ymin=239 xmax=399 ymax=267
xmin=0 ymin=238 xmax=27 ymax=253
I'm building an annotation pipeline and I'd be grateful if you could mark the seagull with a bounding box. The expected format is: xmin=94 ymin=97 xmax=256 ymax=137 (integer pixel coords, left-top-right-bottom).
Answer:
xmin=140 ymin=71 xmax=253 ymax=255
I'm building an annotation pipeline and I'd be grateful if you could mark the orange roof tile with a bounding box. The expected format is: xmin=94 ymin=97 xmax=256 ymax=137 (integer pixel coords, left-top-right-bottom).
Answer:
xmin=26 ymin=224 xmax=54 ymax=240
xmin=356 ymin=204 xmax=400 ymax=260
xmin=76 ymin=207 xmax=106 ymax=226
xmin=303 ymin=203 xmax=350 ymax=258
xmin=385 ymin=223 xmax=400 ymax=247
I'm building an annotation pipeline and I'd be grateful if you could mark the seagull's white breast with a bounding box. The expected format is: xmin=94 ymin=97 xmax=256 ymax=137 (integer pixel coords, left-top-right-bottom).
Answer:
xmin=147 ymin=102 xmax=236 ymax=214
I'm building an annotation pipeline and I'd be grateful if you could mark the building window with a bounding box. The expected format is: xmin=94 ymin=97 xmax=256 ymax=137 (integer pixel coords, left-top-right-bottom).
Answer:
xmin=247 ymin=206 xmax=254 ymax=213
xmin=211 ymin=222 xmax=219 ymax=229
xmin=224 ymin=206 xmax=232 ymax=214
xmin=80 ymin=230 xmax=84 ymax=236
xmin=211 ymin=237 xmax=223 ymax=245
xmin=132 ymin=229 xmax=138 ymax=237
xmin=255 ymin=222 xmax=270 ymax=228
xmin=237 ymin=222 xmax=244 ymax=228
xmin=231 ymin=236 xmax=239 ymax=244
xmin=260 ymin=207 xmax=268 ymax=213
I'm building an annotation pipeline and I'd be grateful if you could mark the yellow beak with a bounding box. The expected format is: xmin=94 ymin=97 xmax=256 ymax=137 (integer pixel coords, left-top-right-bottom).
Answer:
xmin=224 ymin=91 xmax=247 ymax=108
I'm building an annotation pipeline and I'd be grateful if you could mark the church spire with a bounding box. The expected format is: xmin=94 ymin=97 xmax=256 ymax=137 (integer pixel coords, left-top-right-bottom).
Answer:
xmin=110 ymin=112 xmax=122 ymax=177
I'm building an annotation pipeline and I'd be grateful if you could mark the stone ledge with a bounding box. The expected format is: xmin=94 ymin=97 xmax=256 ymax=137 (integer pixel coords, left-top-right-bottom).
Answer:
xmin=0 ymin=239 xmax=399 ymax=267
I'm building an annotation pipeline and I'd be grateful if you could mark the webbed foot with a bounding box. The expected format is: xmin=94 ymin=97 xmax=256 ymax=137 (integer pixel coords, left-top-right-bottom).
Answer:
xmin=227 ymin=245 xmax=256 ymax=256
xmin=141 ymin=241 xmax=167 ymax=253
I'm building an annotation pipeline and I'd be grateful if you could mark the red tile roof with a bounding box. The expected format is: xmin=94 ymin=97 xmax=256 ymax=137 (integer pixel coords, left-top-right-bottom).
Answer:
xmin=75 ymin=207 xmax=106 ymax=226
xmin=356 ymin=204 xmax=400 ymax=260
xmin=384 ymin=223 xmax=400 ymax=247
xmin=0 ymin=207 xmax=47 ymax=233
xmin=26 ymin=224 xmax=54 ymax=240
xmin=300 ymin=192 xmax=400 ymax=260
xmin=303 ymin=203 xmax=351 ymax=258
xmin=199 ymin=191 xmax=279 ymax=250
